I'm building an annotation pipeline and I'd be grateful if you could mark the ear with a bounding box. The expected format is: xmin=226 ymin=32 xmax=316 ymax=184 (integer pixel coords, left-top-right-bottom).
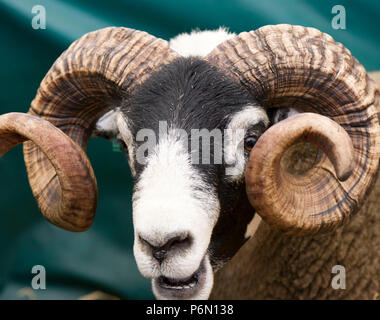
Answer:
xmin=93 ymin=109 xmax=120 ymax=139
xmin=94 ymin=108 xmax=137 ymax=176
xmin=269 ymin=108 xmax=301 ymax=125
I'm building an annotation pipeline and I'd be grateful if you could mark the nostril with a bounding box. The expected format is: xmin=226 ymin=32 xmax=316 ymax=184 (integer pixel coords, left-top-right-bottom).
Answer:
xmin=153 ymin=249 xmax=167 ymax=262
xmin=139 ymin=233 xmax=192 ymax=262
xmin=165 ymin=234 xmax=192 ymax=251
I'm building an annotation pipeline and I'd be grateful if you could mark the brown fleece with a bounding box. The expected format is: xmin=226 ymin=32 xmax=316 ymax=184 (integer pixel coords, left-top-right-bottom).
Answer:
xmin=211 ymin=174 xmax=380 ymax=299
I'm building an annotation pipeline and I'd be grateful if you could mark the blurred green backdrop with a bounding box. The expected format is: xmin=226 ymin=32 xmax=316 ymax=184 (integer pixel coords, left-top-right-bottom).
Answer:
xmin=0 ymin=0 xmax=379 ymax=299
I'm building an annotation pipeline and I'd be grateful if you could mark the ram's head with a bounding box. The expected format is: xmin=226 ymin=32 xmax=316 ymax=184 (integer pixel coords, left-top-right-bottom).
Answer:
xmin=0 ymin=25 xmax=379 ymax=300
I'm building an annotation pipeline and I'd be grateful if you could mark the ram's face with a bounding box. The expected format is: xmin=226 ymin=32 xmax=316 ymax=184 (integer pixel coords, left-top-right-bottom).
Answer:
xmin=108 ymin=58 xmax=269 ymax=299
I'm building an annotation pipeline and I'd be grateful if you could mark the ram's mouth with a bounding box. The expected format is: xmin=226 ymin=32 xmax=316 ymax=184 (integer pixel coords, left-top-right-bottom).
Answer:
xmin=158 ymin=272 xmax=199 ymax=290
xmin=152 ymin=255 xmax=213 ymax=300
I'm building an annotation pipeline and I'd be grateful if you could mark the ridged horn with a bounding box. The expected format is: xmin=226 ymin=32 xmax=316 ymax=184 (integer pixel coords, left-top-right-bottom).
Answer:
xmin=23 ymin=27 xmax=178 ymax=231
xmin=207 ymin=24 xmax=380 ymax=235
xmin=0 ymin=113 xmax=97 ymax=231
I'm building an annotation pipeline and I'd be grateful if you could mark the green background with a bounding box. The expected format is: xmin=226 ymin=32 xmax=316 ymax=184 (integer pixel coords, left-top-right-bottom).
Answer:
xmin=0 ymin=0 xmax=379 ymax=299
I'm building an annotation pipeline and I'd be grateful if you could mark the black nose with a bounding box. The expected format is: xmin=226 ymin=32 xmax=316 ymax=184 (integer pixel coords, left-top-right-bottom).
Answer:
xmin=139 ymin=233 xmax=192 ymax=263
xmin=152 ymin=248 xmax=167 ymax=262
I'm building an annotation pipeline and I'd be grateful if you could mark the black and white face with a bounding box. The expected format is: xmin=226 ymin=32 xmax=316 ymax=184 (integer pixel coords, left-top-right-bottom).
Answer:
xmin=96 ymin=57 xmax=269 ymax=299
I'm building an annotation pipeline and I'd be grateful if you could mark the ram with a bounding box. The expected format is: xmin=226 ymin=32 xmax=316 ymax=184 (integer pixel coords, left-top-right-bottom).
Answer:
xmin=0 ymin=25 xmax=379 ymax=300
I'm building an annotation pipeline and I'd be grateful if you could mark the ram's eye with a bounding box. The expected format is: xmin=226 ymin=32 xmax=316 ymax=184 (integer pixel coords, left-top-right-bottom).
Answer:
xmin=244 ymin=136 xmax=257 ymax=151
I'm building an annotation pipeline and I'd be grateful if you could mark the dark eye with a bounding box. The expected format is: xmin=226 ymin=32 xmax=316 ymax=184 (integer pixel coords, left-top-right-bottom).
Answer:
xmin=244 ymin=136 xmax=257 ymax=151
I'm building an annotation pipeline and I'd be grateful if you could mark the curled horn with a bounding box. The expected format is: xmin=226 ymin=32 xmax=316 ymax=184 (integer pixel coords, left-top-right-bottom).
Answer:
xmin=1 ymin=27 xmax=177 ymax=231
xmin=0 ymin=113 xmax=97 ymax=231
xmin=207 ymin=24 xmax=380 ymax=235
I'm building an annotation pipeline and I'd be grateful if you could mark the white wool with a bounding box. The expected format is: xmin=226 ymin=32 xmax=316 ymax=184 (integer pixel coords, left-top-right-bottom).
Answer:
xmin=169 ymin=27 xmax=236 ymax=57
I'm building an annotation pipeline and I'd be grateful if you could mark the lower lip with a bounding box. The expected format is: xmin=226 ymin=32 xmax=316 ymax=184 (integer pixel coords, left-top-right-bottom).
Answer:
xmin=154 ymin=257 xmax=206 ymax=298
xmin=158 ymin=272 xmax=199 ymax=290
